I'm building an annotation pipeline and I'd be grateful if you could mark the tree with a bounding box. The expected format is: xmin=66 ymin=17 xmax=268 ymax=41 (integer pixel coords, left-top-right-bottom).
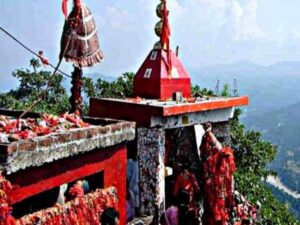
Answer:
xmin=83 ymin=72 xmax=134 ymax=99
xmin=0 ymin=58 xmax=69 ymax=115
xmin=191 ymin=85 xmax=214 ymax=97
xmin=221 ymin=83 xmax=231 ymax=97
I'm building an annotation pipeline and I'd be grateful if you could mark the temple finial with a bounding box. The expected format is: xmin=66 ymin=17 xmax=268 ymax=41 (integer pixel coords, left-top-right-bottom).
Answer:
xmin=154 ymin=0 xmax=171 ymax=50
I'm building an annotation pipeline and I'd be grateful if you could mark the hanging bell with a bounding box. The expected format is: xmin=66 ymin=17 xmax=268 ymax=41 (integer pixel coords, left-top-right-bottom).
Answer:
xmin=60 ymin=2 xmax=104 ymax=68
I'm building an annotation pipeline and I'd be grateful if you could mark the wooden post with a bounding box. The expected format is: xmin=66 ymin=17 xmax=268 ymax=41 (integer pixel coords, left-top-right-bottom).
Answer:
xmin=70 ymin=66 xmax=83 ymax=115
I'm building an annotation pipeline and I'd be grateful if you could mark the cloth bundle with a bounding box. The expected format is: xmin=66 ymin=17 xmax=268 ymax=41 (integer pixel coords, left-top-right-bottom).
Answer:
xmin=200 ymin=123 xmax=258 ymax=225
xmin=200 ymin=124 xmax=235 ymax=225
xmin=60 ymin=0 xmax=104 ymax=68
xmin=202 ymin=146 xmax=235 ymax=225
xmin=231 ymin=191 xmax=258 ymax=225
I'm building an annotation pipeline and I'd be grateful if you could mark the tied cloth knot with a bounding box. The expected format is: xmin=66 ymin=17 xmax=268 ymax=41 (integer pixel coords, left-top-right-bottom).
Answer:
xmin=62 ymin=0 xmax=82 ymax=19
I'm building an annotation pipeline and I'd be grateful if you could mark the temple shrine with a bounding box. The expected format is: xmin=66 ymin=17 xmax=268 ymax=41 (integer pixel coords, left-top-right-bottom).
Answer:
xmin=0 ymin=0 xmax=253 ymax=225
xmin=90 ymin=0 xmax=249 ymax=224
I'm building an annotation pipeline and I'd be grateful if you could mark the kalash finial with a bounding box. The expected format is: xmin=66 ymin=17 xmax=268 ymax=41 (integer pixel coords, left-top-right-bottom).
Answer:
xmin=154 ymin=0 xmax=172 ymax=76
xmin=154 ymin=0 xmax=170 ymax=50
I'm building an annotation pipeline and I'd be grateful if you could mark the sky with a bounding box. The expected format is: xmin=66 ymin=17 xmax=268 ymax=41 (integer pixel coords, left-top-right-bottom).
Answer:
xmin=1 ymin=0 xmax=300 ymax=91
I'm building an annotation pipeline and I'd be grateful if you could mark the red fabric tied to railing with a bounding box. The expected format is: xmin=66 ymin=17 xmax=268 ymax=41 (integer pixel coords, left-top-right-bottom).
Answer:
xmin=17 ymin=187 xmax=118 ymax=225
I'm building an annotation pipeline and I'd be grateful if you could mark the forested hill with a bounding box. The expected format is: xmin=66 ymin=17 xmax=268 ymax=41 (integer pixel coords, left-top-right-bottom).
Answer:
xmin=243 ymin=101 xmax=300 ymax=220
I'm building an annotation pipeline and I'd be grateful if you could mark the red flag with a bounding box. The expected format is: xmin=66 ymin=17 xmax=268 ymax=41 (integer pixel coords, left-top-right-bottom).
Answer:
xmin=38 ymin=51 xmax=49 ymax=67
xmin=62 ymin=0 xmax=68 ymax=18
xmin=161 ymin=0 xmax=172 ymax=76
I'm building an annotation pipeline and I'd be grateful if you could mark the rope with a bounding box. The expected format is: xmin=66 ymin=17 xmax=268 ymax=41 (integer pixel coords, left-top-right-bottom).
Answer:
xmin=0 ymin=26 xmax=72 ymax=78
xmin=19 ymin=33 xmax=73 ymax=119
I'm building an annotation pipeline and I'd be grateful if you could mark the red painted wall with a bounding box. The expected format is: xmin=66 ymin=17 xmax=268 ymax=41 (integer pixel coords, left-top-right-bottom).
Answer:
xmin=133 ymin=49 xmax=191 ymax=99
xmin=7 ymin=144 xmax=127 ymax=225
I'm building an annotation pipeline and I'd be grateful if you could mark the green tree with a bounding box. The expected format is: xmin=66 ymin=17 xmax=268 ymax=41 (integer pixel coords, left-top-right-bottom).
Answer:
xmin=83 ymin=72 xmax=134 ymax=98
xmin=221 ymin=83 xmax=231 ymax=97
xmin=191 ymin=84 xmax=214 ymax=97
xmin=0 ymin=58 xmax=69 ymax=114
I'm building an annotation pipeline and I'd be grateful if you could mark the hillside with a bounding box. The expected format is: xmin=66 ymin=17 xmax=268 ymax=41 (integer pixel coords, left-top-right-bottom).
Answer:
xmin=265 ymin=183 xmax=300 ymax=221
xmin=244 ymin=102 xmax=300 ymax=193
xmin=190 ymin=61 xmax=300 ymax=221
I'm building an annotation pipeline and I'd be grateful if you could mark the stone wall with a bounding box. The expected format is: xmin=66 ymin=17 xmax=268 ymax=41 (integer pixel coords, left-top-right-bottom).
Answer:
xmin=137 ymin=127 xmax=165 ymax=222
xmin=212 ymin=121 xmax=231 ymax=146
xmin=166 ymin=121 xmax=231 ymax=168
xmin=166 ymin=126 xmax=200 ymax=170
xmin=136 ymin=121 xmax=231 ymax=224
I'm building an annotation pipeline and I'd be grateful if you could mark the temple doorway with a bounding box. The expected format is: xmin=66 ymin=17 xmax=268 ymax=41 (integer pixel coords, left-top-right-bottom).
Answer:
xmin=164 ymin=125 xmax=204 ymax=208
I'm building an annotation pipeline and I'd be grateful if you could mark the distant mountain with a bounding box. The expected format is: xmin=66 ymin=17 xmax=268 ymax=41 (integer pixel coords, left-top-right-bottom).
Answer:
xmin=84 ymin=73 xmax=116 ymax=82
xmin=244 ymin=102 xmax=300 ymax=149
xmin=190 ymin=61 xmax=300 ymax=115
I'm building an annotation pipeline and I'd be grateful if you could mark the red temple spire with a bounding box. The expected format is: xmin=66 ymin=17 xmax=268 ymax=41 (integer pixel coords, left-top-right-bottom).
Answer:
xmin=133 ymin=0 xmax=191 ymax=99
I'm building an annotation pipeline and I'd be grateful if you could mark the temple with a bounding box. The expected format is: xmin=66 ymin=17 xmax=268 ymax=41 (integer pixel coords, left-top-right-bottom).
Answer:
xmin=0 ymin=1 xmax=251 ymax=225
xmin=90 ymin=0 xmax=249 ymax=224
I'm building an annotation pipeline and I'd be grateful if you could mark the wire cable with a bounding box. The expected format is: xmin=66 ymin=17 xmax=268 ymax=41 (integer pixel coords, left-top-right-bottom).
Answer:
xmin=0 ymin=26 xmax=72 ymax=78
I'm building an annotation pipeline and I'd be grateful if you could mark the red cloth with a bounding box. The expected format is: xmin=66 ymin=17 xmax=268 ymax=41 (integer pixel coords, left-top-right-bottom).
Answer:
xmin=61 ymin=0 xmax=82 ymax=18
xmin=202 ymin=147 xmax=235 ymax=225
xmin=0 ymin=173 xmax=16 ymax=225
xmin=38 ymin=51 xmax=49 ymax=66
xmin=68 ymin=183 xmax=84 ymax=198
xmin=161 ymin=0 xmax=172 ymax=75
xmin=62 ymin=0 xmax=68 ymax=18
xmin=173 ymin=171 xmax=199 ymax=212
xmin=17 ymin=187 xmax=118 ymax=225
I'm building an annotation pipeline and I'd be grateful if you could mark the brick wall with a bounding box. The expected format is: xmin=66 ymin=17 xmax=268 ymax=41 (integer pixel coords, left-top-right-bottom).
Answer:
xmin=0 ymin=121 xmax=135 ymax=174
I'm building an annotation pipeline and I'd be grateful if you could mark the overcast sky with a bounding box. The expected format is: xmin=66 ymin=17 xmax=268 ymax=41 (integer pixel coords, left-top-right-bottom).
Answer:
xmin=1 ymin=0 xmax=300 ymax=91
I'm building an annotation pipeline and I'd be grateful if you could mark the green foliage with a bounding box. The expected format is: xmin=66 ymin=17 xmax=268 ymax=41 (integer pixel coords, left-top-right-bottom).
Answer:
xmin=231 ymin=109 xmax=300 ymax=224
xmin=83 ymin=72 xmax=134 ymax=98
xmin=221 ymin=83 xmax=231 ymax=97
xmin=191 ymin=85 xmax=214 ymax=97
xmin=0 ymin=58 xmax=69 ymax=114
xmin=191 ymin=83 xmax=233 ymax=97
xmin=231 ymin=109 xmax=277 ymax=177
xmin=266 ymin=183 xmax=300 ymax=221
